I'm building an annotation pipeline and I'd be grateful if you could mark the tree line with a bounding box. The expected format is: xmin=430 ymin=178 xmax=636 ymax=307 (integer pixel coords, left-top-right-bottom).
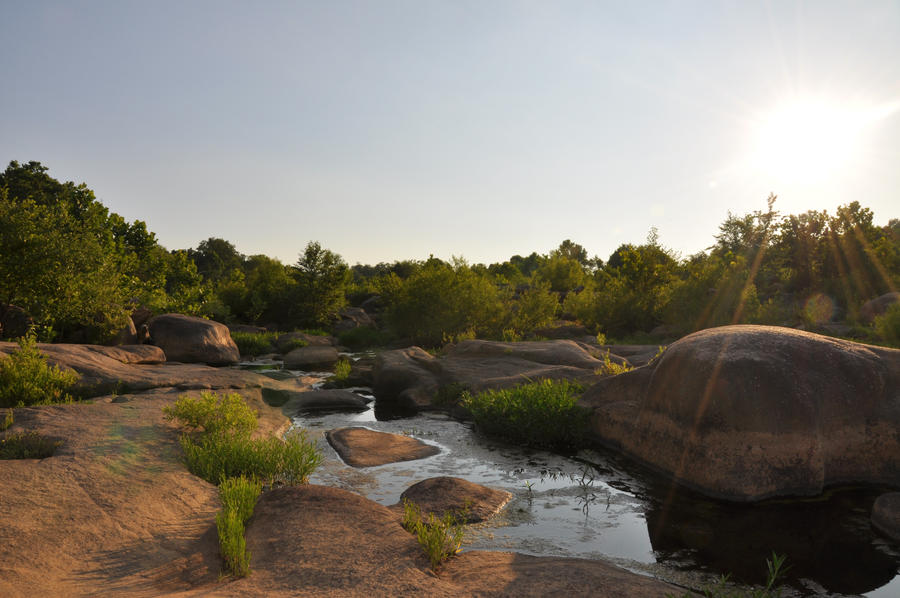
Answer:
xmin=2 ymin=161 xmax=898 ymax=346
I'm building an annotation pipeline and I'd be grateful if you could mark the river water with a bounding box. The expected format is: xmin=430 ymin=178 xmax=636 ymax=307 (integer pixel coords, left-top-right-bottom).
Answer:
xmin=247 ymin=361 xmax=900 ymax=597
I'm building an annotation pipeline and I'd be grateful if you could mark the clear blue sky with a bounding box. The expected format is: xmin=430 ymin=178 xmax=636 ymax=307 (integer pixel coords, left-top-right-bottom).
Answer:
xmin=2 ymin=1 xmax=898 ymax=266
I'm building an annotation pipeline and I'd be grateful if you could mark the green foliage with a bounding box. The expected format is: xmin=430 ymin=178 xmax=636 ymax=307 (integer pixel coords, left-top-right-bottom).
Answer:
xmin=1 ymin=409 xmax=12 ymax=431
xmin=595 ymin=350 xmax=633 ymax=376
xmin=874 ymin=303 xmax=900 ymax=346
xmin=0 ymin=332 xmax=80 ymax=407
xmin=337 ymin=326 xmax=389 ymax=350
xmin=180 ymin=429 xmax=323 ymax=486
xmin=163 ymin=391 xmax=258 ymax=439
xmin=332 ymin=358 xmax=351 ymax=382
xmin=290 ymin=242 xmax=351 ymax=328
xmin=668 ymin=552 xmax=789 ymax=598
xmin=216 ymin=507 xmax=251 ymax=577
xmin=279 ymin=337 xmax=309 ymax=352
xmin=231 ymin=331 xmax=277 ymax=357
xmin=219 ymin=475 xmax=263 ymax=524
xmin=461 ymin=379 xmax=588 ymax=449
xmin=0 ymin=431 xmax=61 ymax=459
xmin=534 ymin=254 xmax=585 ymax=293
xmin=401 ymin=499 xmax=465 ymax=571
xmin=386 ymin=258 xmax=505 ymax=347
xmin=509 ymin=282 xmax=559 ymax=334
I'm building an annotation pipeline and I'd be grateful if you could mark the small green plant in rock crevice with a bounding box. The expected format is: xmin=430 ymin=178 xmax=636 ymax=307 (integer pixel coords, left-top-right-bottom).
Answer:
xmin=667 ymin=552 xmax=790 ymax=598
xmin=216 ymin=475 xmax=262 ymax=577
xmin=0 ymin=431 xmax=61 ymax=459
xmin=0 ymin=331 xmax=80 ymax=407
xmin=230 ymin=331 xmax=277 ymax=358
xmin=595 ymin=349 xmax=633 ymax=376
xmin=401 ymin=499 xmax=465 ymax=571
xmin=1 ymin=409 xmax=13 ymax=431
xmin=461 ymin=379 xmax=588 ymax=450
xmin=331 ymin=358 xmax=351 ymax=384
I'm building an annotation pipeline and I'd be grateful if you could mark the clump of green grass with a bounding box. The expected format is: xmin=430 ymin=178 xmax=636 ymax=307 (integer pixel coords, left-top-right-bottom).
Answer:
xmin=401 ymin=499 xmax=465 ymax=571
xmin=332 ymin=357 xmax=351 ymax=383
xmin=165 ymin=391 xmax=323 ymax=486
xmin=163 ymin=391 xmax=258 ymax=438
xmin=231 ymin=331 xmax=277 ymax=358
xmin=668 ymin=552 xmax=790 ymax=598
xmin=0 ymin=331 xmax=80 ymax=408
xmin=0 ymin=431 xmax=61 ymax=459
xmin=216 ymin=475 xmax=262 ymax=577
xmin=461 ymin=379 xmax=588 ymax=450
xmin=595 ymin=349 xmax=634 ymax=376
xmin=279 ymin=337 xmax=309 ymax=352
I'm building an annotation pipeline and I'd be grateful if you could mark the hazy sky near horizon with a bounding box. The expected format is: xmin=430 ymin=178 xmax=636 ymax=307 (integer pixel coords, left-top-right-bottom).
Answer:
xmin=2 ymin=1 xmax=899 ymax=266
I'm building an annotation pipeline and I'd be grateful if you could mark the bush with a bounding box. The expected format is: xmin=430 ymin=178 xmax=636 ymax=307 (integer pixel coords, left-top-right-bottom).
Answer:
xmin=219 ymin=475 xmax=262 ymax=524
xmin=231 ymin=331 xmax=276 ymax=357
xmin=0 ymin=431 xmax=61 ymax=459
xmin=461 ymin=379 xmax=588 ymax=449
xmin=337 ymin=326 xmax=389 ymax=350
xmin=401 ymin=499 xmax=465 ymax=571
xmin=595 ymin=350 xmax=633 ymax=376
xmin=0 ymin=332 xmax=80 ymax=407
xmin=163 ymin=391 xmax=258 ymax=439
xmin=332 ymin=358 xmax=351 ymax=383
xmin=180 ymin=428 xmax=323 ymax=486
xmin=1 ymin=409 xmax=12 ymax=431
xmin=874 ymin=303 xmax=900 ymax=346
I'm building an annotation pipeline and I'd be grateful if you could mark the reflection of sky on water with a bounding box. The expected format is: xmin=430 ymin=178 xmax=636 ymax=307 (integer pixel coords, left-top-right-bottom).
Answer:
xmin=239 ymin=362 xmax=900 ymax=597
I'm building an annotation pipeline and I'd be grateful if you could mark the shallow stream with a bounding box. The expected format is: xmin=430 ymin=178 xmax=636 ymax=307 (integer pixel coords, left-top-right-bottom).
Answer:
xmin=246 ymin=360 xmax=900 ymax=597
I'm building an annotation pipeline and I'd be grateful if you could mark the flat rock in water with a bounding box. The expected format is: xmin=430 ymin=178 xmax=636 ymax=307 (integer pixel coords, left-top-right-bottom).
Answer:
xmin=283 ymin=345 xmax=340 ymax=370
xmin=872 ymin=492 xmax=900 ymax=541
xmin=284 ymin=389 xmax=370 ymax=412
xmin=326 ymin=426 xmax=439 ymax=467
xmin=398 ymin=476 xmax=512 ymax=523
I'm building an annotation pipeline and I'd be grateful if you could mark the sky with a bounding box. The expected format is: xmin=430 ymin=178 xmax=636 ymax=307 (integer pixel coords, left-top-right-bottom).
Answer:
xmin=2 ymin=0 xmax=899 ymax=266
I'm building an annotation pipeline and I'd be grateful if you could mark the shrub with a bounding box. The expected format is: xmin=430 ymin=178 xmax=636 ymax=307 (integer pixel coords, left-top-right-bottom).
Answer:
xmin=0 ymin=332 xmax=80 ymax=407
xmin=180 ymin=429 xmax=322 ymax=486
xmin=163 ymin=391 xmax=258 ymax=439
xmin=0 ymin=431 xmax=61 ymax=459
xmin=461 ymin=379 xmax=588 ymax=449
xmin=1 ymin=409 xmax=12 ymax=431
xmin=337 ymin=326 xmax=388 ymax=350
xmin=401 ymin=499 xmax=465 ymax=571
xmin=874 ymin=303 xmax=900 ymax=346
xmin=231 ymin=331 xmax=276 ymax=357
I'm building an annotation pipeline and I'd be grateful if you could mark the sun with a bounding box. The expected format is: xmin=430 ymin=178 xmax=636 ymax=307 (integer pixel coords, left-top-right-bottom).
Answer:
xmin=745 ymin=95 xmax=897 ymax=186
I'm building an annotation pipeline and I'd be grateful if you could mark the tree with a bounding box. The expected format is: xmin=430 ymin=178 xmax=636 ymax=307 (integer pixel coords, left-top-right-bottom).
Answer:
xmin=188 ymin=237 xmax=244 ymax=283
xmin=290 ymin=242 xmax=350 ymax=328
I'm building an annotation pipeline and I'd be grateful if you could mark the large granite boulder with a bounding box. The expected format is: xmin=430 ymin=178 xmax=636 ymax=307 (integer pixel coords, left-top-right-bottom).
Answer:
xmin=872 ymin=492 xmax=900 ymax=542
xmin=580 ymin=325 xmax=900 ymax=501
xmin=861 ymin=292 xmax=900 ymax=323
xmin=373 ymin=339 xmax=614 ymax=411
xmin=398 ymin=477 xmax=512 ymax=523
xmin=147 ymin=313 xmax=239 ymax=366
xmin=333 ymin=307 xmax=375 ymax=333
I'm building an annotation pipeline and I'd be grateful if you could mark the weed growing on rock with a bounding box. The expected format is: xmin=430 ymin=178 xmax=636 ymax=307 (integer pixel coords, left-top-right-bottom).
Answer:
xmin=595 ymin=349 xmax=633 ymax=376
xmin=461 ymin=379 xmax=588 ymax=450
xmin=163 ymin=391 xmax=258 ymax=438
xmin=668 ymin=552 xmax=789 ymax=598
xmin=0 ymin=331 xmax=80 ymax=407
xmin=279 ymin=337 xmax=309 ymax=352
xmin=0 ymin=431 xmax=61 ymax=459
xmin=216 ymin=475 xmax=262 ymax=577
xmin=1 ymin=409 xmax=12 ymax=431
xmin=401 ymin=499 xmax=465 ymax=571
xmin=332 ymin=358 xmax=351 ymax=383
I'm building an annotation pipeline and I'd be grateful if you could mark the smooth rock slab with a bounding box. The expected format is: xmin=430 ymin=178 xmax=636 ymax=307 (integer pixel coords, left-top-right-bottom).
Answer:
xmin=398 ymin=476 xmax=512 ymax=523
xmin=326 ymin=426 xmax=439 ymax=467
xmin=283 ymin=389 xmax=370 ymax=412
xmin=872 ymin=492 xmax=900 ymax=542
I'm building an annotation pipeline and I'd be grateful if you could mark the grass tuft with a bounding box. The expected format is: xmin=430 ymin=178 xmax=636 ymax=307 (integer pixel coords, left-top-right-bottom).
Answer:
xmin=667 ymin=552 xmax=790 ymax=598
xmin=0 ymin=431 xmax=61 ymax=459
xmin=595 ymin=349 xmax=634 ymax=376
xmin=216 ymin=507 xmax=251 ymax=577
xmin=231 ymin=331 xmax=277 ymax=357
xmin=163 ymin=391 xmax=257 ymax=438
xmin=461 ymin=379 xmax=588 ymax=449
xmin=401 ymin=499 xmax=465 ymax=571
